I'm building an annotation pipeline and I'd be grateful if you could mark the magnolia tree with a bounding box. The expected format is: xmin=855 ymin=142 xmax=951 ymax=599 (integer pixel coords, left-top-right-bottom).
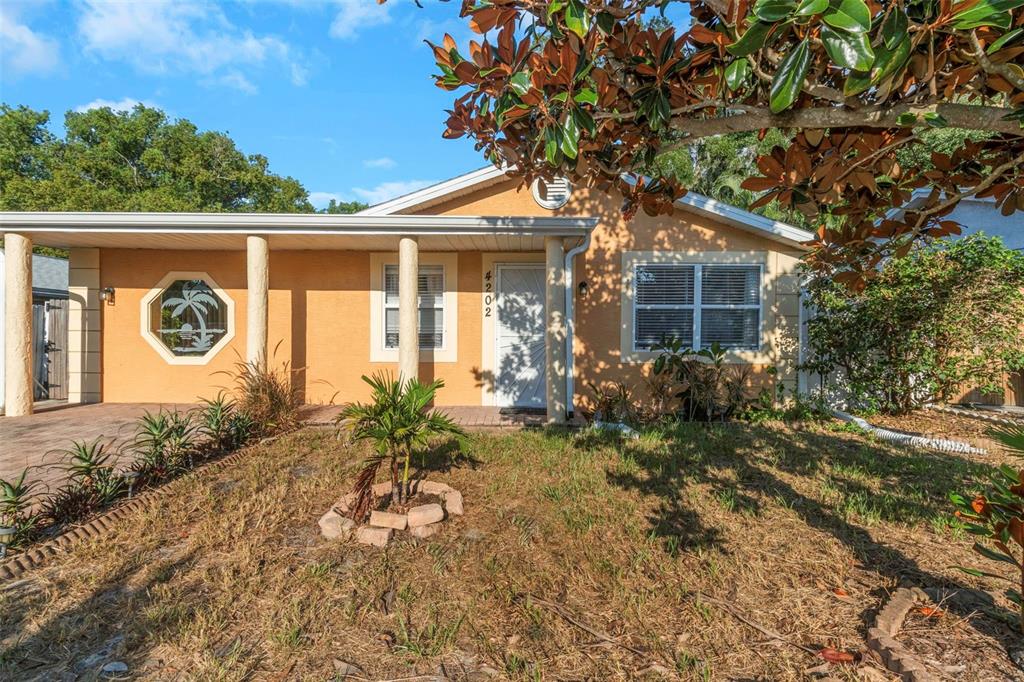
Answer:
xmin=393 ymin=0 xmax=1024 ymax=280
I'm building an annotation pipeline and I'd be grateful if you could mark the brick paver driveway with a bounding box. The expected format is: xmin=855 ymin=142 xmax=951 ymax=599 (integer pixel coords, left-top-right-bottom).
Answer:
xmin=1 ymin=403 xmax=192 ymax=491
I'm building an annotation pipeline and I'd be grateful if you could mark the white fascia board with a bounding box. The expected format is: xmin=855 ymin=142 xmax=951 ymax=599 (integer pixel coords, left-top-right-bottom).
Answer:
xmin=0 ymin=212 xmax=595 ymax=236
xmin=357 ymin=166 xmax=510 ymax=216
xmin=676 ymin=192 xmax=814 ymax=247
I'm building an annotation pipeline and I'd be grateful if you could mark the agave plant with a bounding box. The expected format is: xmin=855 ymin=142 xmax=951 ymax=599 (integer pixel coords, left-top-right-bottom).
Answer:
xmin=338 ymin=372 xmax=465 ymax=522
xmin=54 ymin=439 xmax=115 ymax=485
xmin=132 ymin=409 xmax=199 ymax=481
xmin=952 ymin=424 xmax=1024 ymax=633
xmin=0 ymin=469 xmax=44 ymax=548
xmin=192 ymin=391 xmax=238 ymax=454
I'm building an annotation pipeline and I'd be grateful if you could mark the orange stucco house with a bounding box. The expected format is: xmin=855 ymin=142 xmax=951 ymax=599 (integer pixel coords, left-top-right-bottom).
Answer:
xmin=1 ymin=167 xmax=812 ymax=422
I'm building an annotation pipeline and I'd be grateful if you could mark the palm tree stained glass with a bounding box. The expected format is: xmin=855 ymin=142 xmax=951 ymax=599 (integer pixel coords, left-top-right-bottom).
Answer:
xmin=149 ymin=279 xmax=230 ymax=356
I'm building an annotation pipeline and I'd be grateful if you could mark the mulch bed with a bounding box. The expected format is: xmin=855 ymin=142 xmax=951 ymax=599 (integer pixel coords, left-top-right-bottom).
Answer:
xmin=868 ymin=409 xmax=1018 ymax=460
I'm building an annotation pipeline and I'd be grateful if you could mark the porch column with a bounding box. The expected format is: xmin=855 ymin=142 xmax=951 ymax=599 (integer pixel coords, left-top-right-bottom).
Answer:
xmin=4 ymin=233 xmax=33 ymax=416
xmin=544 ymin=236 xmax=567 ymax=424
xmin=246 ymin=235 xmax=269 ymax=366
xmin=398 ymin=236 xmax=419 ymax=382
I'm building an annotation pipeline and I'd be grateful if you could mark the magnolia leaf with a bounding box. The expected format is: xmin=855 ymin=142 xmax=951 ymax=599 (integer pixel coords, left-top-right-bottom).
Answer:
xmin=509 ymin=72 xmax=531 ymax=96
xmin=974 ymin=541 xmax=1020 ymax=566
xmin=564 ymin=0 xmax=590 ymax=37
xmin=881 ymin=9 xmax=909 ymax=48
xmin=561 ymin=114 xmax=580 ymax=159
xmin=727 ymin=21 xmax=775 ymax=56
xmin=753 ymin=0 xmax=797 ymax=22
xmin=769 ymin=38 xmax=811 ymax=113
xmin=794 ymin=0 xmax=828 ymax=16
xmin=988 ymin=27 xmax=1023 ymax=53
xmin=952 ymin=0 xmax=1024 ymax=29
xmin=573 ymin=88 xmax=598 ymax=105
xmin=544 ymin=126 xmax=562 ymax=166
xmin=823 ymin=0 xmax=872 ymax=33
xmin=725 ymin=59 xmax=752 ymax=90
xmin=821 ymin=24 xmax=874 ymax=71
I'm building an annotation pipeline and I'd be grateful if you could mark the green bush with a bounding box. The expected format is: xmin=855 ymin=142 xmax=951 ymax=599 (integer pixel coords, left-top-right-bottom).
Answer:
xmin=804 ymin=235 xmax=1024 ymax=415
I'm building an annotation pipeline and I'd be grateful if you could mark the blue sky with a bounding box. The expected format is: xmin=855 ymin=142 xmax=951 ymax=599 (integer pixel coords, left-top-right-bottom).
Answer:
xmin=0 ymin=1 xmax=493 ymax=208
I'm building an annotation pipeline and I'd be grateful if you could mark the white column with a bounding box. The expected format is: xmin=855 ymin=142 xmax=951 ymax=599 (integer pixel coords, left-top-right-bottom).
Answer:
xmin=398 ymin=236 xmax=419 ymax=383
xmin=545 ymin=236 xmax=567 ymax=424
xmin=246 ymin=235 xmax=269 ymax=367
xmin=68 ymin=248 xmax=102 ymax=404
xmin=4 ymin=233 xmax=33 ymax=416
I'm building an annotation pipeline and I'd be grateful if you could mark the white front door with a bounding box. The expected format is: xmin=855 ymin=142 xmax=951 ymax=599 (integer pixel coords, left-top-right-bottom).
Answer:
xmin=495 ymin=264 xmax=546 ymax=408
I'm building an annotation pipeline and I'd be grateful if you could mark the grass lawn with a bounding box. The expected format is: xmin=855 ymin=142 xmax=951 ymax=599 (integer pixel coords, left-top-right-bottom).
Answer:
xmin=2 ymin=418 xmax=1020 ymax=680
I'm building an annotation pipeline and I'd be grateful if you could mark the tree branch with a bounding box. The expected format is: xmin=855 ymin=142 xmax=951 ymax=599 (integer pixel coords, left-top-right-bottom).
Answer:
xmin=968 ymin=31 xmax=1024 ymax=92
xmin=672 ymin=103 xmax=1023 ymax=140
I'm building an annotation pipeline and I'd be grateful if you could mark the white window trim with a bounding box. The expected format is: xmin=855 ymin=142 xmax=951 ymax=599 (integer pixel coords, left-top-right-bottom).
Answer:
xmin=369 ymin=252 xmax=458 ymax=363
xmin=620 ymin=251 xmax=770 ymax=364
xmin=139 ymin=271 xmax=236 ymax=366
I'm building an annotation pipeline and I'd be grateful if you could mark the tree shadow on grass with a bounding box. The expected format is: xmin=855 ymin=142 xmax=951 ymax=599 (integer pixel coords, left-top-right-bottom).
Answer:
xmin=1 ymin=548 xmax=202 ymax=678
xmin=414 ymin=437 xmax=483 ymax=475
xmin=584 ymin=422 xmax=1021 ymax=658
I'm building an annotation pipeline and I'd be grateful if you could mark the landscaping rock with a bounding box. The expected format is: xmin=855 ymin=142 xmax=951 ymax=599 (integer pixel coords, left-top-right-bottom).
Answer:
xmin=419 ymin=480 xmax=453 ymax=495
xmin=442 ymin=490 xmax=464 ymax=516
xmin=409 ymin=522 xmax=441 ymax=539
xmin=369 ymin=511 xmax=407 ymax=530
xmin=408 ymin=503 xmax=444 ymax=528
xmin=334 ymin=493 xmax=356 ymax=513
xmin=372 ymin=482 xmax=394 ymax=497
xmin=318 ymin=510 xmax=355 ymax=540
xmin=355 ymin=526 xmax=393 ymax=547
xmin=101 ymin=661 xmax=129 ymax=674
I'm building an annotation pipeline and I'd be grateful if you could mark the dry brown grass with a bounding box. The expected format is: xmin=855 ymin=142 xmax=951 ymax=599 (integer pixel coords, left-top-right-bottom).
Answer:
xmin=1 ymin=416 xmax=1021 ymax=680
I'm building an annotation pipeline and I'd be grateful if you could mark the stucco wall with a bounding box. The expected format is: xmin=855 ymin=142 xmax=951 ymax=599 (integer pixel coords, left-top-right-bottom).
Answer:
xmin=412 ymin=179 xmax=805 ymax=406
xmin=99 ymin=249 xmax=487 ymax=405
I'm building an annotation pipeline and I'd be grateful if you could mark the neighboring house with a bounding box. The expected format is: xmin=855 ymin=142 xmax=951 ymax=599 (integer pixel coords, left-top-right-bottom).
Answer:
xmin=0 ymin=166 xmax=812 ymax=420
xmin=0 ymin=251 xmax=69 ymax=411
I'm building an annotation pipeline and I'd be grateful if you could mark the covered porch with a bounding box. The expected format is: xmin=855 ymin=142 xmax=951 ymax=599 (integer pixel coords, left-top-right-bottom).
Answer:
xmin=1 ymin=212 xmax=596 ymax=424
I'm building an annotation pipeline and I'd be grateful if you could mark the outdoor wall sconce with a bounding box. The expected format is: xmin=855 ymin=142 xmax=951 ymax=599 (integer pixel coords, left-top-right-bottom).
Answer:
xmin=0 ymin=526 xmax=14 ymax=559
xmin=577 ymin=281 xmax=589 ymax=298
xmin=99 ymin=287 xmax=116 ymax=304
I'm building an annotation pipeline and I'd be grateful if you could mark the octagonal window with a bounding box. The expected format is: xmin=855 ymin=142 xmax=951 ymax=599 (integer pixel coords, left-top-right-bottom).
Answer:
xmin=141 ymin=273 xmax=235 ymax=364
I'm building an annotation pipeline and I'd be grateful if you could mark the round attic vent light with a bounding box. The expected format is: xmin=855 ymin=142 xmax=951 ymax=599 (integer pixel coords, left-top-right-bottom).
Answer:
xmin=532 ymin=176 xmax=571 ymax=209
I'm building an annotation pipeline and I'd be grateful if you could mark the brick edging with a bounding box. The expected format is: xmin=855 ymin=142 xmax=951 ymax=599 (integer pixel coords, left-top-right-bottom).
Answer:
xmin=0 ymin=433 xmax=284 ymax=584
xmin=865 ymin=587 xmax=936 ymax=682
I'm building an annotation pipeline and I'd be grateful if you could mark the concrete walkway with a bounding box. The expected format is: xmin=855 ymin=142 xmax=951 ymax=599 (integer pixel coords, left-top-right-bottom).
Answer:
xmin=1 ymin=402 xmax=552 ymax=491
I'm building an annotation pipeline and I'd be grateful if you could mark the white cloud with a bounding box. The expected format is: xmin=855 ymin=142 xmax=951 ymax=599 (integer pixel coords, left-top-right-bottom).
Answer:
xmin=74 ymin=97 xmax=155 ymax=113
xmin=328 ymin=0 xmax=391 ymax=40
xmin=308 ymin=191 xmax=341 ymax=209
xmin=363 ymin=157 xmax=396 ymax=169
xmin=352 ymin=180 xmax=437 ymax=205
xmin=0 ymin=3 xmax=61 ymax=78
xmin=76 ymin=0 xmax=307 ymax=94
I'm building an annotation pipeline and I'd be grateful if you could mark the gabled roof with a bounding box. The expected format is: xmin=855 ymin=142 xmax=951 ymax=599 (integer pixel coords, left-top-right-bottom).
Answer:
xmin=359 ymin=166 xmax=815 ymax=248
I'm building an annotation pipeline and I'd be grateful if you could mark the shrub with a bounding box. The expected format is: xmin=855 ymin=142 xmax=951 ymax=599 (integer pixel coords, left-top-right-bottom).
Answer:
xmin=43 ymin=439 xmax=125 ymax=526
xmin=130 ymin=409 xmax=199 ymax=483
xmin=586 ymin=381 xmax=638 ymax=424
xmin=952 ymin=424 xmax=1024 ymax=633
xmin=653 ymin=341 xmax=752 ymax=422
xmin=224 ymin=353 xmax=302 ymax=437
xmin=0 ymin=470 xmax=44 ymax=549
xmin=338 ymin=372 xmax=465 ymax=522
xmin=193 ymin=391 xmax=241 ymax=454
xmin=805 ymin=235 xmax=1024 ymax=415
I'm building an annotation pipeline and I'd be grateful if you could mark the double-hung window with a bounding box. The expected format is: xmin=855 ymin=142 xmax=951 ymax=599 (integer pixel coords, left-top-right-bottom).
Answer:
xmin=383 ymin=264 xmax=445 ymax=349
xmin=633 ymin=263 xmax=761 ymax=351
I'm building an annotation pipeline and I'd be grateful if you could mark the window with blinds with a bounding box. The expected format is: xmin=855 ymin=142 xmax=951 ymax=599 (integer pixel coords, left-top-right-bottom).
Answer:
xmin=633 ymin=263 xmax=761 ymax=351
xmin=384 ymin=264 xmax=445 ymax=349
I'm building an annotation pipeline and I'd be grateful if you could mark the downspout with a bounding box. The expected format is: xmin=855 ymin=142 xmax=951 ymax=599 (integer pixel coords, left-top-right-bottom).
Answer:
xmin=564 ymin=229 xmax=593 ymax=418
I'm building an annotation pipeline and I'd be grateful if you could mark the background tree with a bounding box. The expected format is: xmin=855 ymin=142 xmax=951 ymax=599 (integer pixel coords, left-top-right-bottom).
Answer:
xmin=803 ymin=235 xmax=1024 ymax=414
xmin=415 ymin=0 xmax=1024 ymax=280
xmin=320 ymin=198 xmax=370 ymax=214
xmin=0 ymin=104 xmax=315 ymax=213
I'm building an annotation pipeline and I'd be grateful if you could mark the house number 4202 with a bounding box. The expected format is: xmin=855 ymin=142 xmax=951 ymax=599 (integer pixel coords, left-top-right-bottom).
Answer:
xmin=484 ymin=270 xmax=493 ymax=317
